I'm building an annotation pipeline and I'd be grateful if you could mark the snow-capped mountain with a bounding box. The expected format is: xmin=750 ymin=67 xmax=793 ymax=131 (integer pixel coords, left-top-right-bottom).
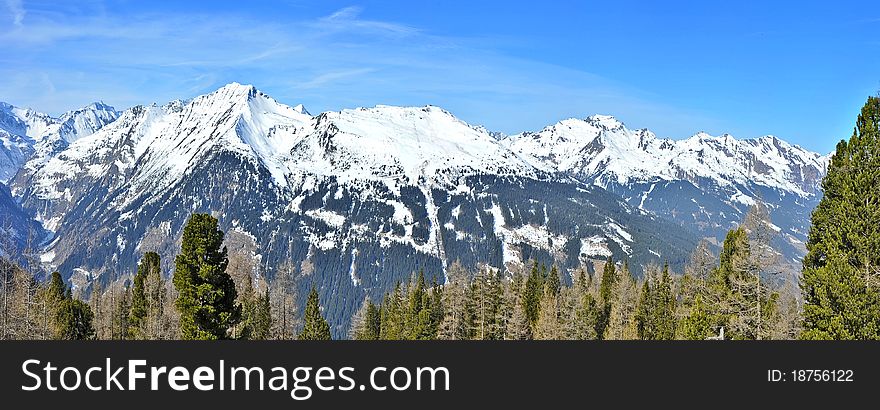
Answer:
xmin=0 ymin=101 xmax=120 ymax=183
xmin=0 ymin=101 xmax=118 ymax=256
xmin=502 ymin=115 xmax=830 ymax=267
xmin=10 ymin=83 xmax=697 ymax=335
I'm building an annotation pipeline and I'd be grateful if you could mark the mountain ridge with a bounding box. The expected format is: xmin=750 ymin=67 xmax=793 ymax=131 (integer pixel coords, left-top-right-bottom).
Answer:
xmin=0 ymin=83 xmax=829 ymax=334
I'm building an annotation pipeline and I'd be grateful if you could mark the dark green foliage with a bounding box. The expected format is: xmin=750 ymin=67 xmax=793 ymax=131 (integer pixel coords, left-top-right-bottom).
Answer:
xmin=129 ymin=251 xmax=160 ymax=339
xmin=546 ymin=265 xmax=561 ymax=296
xmin=635 ymin=264 xmax=676 ymax=340
xmin=677 ymin=295 xmax=712 ymax=340
xmin=523 ymin=262 xmax=543 ymax=326
xmin=173 ymin=213 xmax=241 ymax=340
xmin=56 ymin=298 xmax=95 ymax=340
xmin=353 ymin=299 xmax=381 ymax=340
xmin=801 ymin=96 xmax=880 ymax=340
xmin=46 ymin=272 xmax=95 ymax=340
xmin=596 ymin=256 xmax=617 ymax=339
xmin=380 ymin=283 xmax=404 ymax=339
xmin=472 ymin=269 xmax=505 ymax=339
xmin=253 ymin=290 xmax=272 ymax=340
xmin=113 ymin=287 xmax=131 ymax=340
xmin=299 ymin=287 xmax=332 ymax=340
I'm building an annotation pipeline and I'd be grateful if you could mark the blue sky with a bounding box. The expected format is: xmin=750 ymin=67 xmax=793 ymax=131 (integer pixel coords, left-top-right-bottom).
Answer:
xmin=1 ymin=0 xmax=878 ymax=153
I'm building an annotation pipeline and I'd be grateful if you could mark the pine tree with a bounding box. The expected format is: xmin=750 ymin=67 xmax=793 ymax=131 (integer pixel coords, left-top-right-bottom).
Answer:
xmin=130 ymin=252 xmax=160 ymax=339
xmin=654 ymin=263 xmax=677 ymax=339
xmin=45 ymin=272 xmax=66 ymax=339
xmin=677 ymin=294 xmax=712 ymax=340
xmin=405 ymin=271 xmax=427 ymax=339
xmin=380 ymin=283 xmax=404 ymax=339
xmin=546 ymin=266 xmax=561 ymax=297
xmin=299 ymin=287 xmax=331 ymax=340
xmin=635 ymin=276 xmax=653 ymax=339
xmin=522 ymin=262 xmax=543 ymax=327
xmin=45 ymin=272 xmax=95 ymax=340
xmin=596 ymin=256 xmax=617 ymax=338
xmin=236 ymin=275 xmax=257 ymax=340
xmin=801 ymin=96 xmax=880 ymax=340
xmin=56 ymin=297 xmax=95 ymax=340
xmin=438 ymin=262 xmax=473 ymax=340
xmin=112 ymin=286 xmax=131 ymax=340
xmin=253 ymin=289 xmax=272 ymax=340
xmin=534 ymin=289 xmax=561 ymax=339
xmin=173 ymin=213 xmax=241 ymax=340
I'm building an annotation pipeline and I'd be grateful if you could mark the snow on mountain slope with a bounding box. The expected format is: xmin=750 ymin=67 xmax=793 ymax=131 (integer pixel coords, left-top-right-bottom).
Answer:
xmin=0 ymin=101 xmax=119 ymax=183
xmin=503 ymin=115 xmax=828 ymax=199
xmin=0 ymin=129 xmax=33 ymax=183
xmin=286 ymin=105 xmax=542 ymax=188
xmin=14 ymin=83 xmax=312 ymax=230
xmin=502 ymin=114 xmax=830 ymax=269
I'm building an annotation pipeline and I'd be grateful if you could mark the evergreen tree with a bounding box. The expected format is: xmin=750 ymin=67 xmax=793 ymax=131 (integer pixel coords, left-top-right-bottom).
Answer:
xmin=129 ymin=252 xmax=160 ymax=339
xmin=56 ymin=297 xmax=95 ymax=340
xmin=596 ymin=256 xmax=617 ymax=338
xmin=172 ymin=213 xmax=241 ymax=340
xmin=677 ymin=295 xmax=712 ymax=340
xmin=45 ymin=272 xmax=67 ymax=339
xmin=351 ymin=297 xmax=381 ymax=340
xmin=603 ymin=262 xmax=639 ymax=340
xmin=45 ymin=272 xmax=95 ymax=340
xmin=546 ymin=266 xmax=561 ymax=297
xmin=654 ymin=263 xmax=677 ymax=339
xmin=380 ymin=283 xmax=404 ymax=339
xmin=237 ymin=276 xmax=257 ymax=340
xmin=573 ymin=291 xmax=599 ymax=339
xmin=801 ymin=96 xmax=880 ymax=340
xmin=299 ymin=287 xmax=331 ymax=340
xmin=113 ymin=286 xmax=131 ymax=340
xmin=253 ymin=289 xmax=272 ymax=340
xmin=522 ymin=262 xmax=543 ymax=326
xmin=635 ymin=277 xmax=653 ymax=339
xmin=405 ymin=271 xmax=427 ymax=339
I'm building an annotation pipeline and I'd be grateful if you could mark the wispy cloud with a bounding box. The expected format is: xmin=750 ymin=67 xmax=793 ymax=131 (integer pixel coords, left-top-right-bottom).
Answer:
xmin=0 ymin=4 xmax=716 ymax=138
xmin=314 ymin=6 xmax=418 ymax=37
xmin=4 ymin=0 xmax=24 ymax=26
xmin=297 ymin=68 xmax=377 ymax=89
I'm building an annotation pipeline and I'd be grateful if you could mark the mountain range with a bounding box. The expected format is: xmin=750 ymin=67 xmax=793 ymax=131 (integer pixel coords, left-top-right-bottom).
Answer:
xmin=0 ymin=83 xmax=829 ymax=335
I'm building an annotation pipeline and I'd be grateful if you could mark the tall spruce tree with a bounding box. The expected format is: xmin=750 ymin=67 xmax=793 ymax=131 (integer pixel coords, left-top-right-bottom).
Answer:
xmin=45 ymin=272 xmax=94 ymax=340
xmin=677 ymin=295 xmax=712 ymax=340
xmin=173 ymin=213 xmax=241 ymax=340
xmin=596 ymin=256 xmax=617 ymax=338
xmin=522 ymin=262 xmax=543 ymax=326
xmin=299 ymin=287 xmax=332 ymax=340
xmin=130 ymin=252 xmax=160 ymax=339
xmin=802 ymin=96 xmax=880 ymax=340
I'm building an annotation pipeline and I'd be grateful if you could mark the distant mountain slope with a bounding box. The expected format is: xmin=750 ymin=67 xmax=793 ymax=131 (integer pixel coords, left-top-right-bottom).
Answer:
xmin=502 ymin=115 xmax=829 ymax=268
xmin=0 ymin=181 xmax=44 ymax=257
xmin=0 ymin=101 xmax=119 ymax=183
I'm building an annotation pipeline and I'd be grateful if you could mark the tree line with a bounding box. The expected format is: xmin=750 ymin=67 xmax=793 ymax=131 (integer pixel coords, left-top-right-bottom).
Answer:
xmin=348 ymin=204 xmax=800 ymax=340
xmin=0 ymin=213 xmax=307 ymax=340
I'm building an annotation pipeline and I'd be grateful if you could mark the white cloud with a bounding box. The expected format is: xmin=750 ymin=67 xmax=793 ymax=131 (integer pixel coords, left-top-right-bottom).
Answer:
xmin=5 ymin=0 xmax=24 ymax=26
